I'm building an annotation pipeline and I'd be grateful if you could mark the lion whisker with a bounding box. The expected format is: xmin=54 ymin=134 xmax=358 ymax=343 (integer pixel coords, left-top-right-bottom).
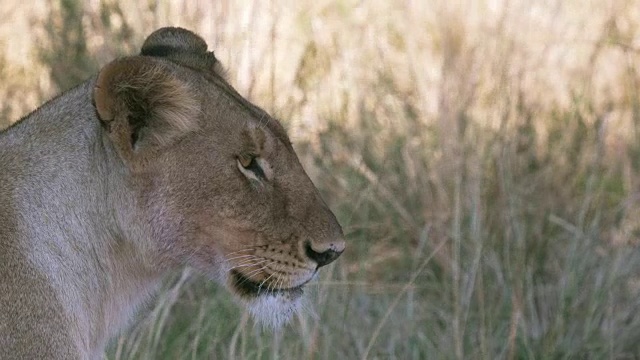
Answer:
xmin=272 ymin=273 xmax=285 ymax=292
xmin=239 ymin=263 xmax=272 ymax=280
xmin=233 ymin=263 xmax=274 ymax=289
xmin=257 ymin=272 xmax=277 ymax=291
xmin=225 ymin=259 xmax=269 ymax=272
xmin=230 ymin=256 xmax=268 ymax=267
xmin=223 ymin=248 xmax=259 ymax=256
xmin=224 ymin=254 xmax=261 ymax=262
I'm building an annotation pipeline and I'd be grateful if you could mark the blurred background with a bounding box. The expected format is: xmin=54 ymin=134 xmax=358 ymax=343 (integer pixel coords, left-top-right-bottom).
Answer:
xmin=2 ymin=0 xmax=640 ymax=358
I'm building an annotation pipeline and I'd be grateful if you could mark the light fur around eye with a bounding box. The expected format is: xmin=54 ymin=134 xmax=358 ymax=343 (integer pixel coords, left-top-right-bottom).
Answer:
xmin=255 ymin=157 xmax=273 ymax=180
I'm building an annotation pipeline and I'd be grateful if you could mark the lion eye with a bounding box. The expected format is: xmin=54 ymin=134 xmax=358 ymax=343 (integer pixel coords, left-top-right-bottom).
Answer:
xmin=238 ymin=154 xmax=254 ymax=168
xmin=237 ymin=154 xmax=267 ymax=181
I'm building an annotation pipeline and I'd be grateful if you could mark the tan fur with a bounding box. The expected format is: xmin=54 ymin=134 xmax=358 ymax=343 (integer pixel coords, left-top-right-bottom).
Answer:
xmin=94 ymin=57 xmax=201 ymax=158
xmin=0 ymin=27 xmax=345 ymax=359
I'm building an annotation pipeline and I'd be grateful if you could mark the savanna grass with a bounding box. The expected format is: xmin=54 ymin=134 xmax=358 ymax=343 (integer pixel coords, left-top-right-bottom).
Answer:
xmin=1 ymin=1 xmax=640 ymax=358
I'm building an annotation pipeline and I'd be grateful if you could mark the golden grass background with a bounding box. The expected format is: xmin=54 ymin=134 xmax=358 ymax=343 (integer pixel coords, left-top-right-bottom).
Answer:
xmin=2 ymin=0 xmax=640 ymax=358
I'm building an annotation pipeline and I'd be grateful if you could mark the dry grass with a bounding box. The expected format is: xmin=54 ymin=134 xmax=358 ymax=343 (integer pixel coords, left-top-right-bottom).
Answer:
xmin=3 ymin=0 xmax=640 ymax=358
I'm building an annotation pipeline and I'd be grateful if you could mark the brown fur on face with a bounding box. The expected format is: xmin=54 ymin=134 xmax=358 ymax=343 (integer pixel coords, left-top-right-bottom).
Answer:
xmin=0 ymin=27 xmax=344 ymax=358
xmin=100 ymin=27 xmax=346 ymax=326
xmin=94 ymin=28 xmax=345 ymax=287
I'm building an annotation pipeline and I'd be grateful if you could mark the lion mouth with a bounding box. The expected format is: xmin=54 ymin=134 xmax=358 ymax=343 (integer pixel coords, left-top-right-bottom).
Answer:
xmin=230 ymin=270 xmax=305 ymax=299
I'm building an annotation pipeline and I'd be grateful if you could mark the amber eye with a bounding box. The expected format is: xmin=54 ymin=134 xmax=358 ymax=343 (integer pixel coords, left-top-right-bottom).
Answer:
xmin=237 ymin=153 xmax=267 ymax=180
xmin=238 ymin=153 xmax=254 ymax=168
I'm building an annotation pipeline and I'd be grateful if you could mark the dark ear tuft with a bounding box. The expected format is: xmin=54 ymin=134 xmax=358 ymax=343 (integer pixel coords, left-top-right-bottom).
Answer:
xmin=141 ymin=27 xmax=208 ymax=56
xmin=140 ymin=27 xmax=224 ymax=77
xmin=94 ymin=56 xmax=199 ymax=154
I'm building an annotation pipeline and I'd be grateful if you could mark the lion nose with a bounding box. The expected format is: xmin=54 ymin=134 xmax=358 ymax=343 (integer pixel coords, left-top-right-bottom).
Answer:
xmin=305 ymin=239 xmax=345 ymax=268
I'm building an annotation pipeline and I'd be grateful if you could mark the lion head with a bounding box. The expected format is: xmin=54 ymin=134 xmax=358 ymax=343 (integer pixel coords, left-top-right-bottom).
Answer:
xmin=92 ymin=27 xmax=345 ymax=327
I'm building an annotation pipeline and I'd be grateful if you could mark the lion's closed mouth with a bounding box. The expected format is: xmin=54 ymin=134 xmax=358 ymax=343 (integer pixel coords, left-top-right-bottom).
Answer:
xmin=230 ymin=270 xmax=305 ymax=298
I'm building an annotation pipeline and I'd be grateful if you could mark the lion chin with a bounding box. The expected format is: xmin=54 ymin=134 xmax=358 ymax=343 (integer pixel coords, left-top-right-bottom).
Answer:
xmin=227 ymin=270 xmax=310 ymax=328
xmin=246 ymin=293 xmax=304 ymax=329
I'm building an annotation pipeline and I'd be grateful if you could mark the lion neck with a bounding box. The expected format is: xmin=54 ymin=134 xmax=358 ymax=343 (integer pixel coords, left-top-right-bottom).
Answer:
xmin=0 ymin=80 xmax=167 ymax=356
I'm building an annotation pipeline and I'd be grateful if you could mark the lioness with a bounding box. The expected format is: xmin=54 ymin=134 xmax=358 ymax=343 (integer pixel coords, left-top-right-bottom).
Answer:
xmin=0 ymin=27 xmax=344 ymax=359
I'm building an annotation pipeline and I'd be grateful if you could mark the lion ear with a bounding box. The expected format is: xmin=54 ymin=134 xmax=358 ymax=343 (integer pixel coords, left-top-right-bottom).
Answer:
xmin=140 ymin=27 xmax=225 ymax=77
xmin=93 ymin=56 xmax=199 ymax=156
xmin=141 ymin=27 xmax=208 ymax=55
